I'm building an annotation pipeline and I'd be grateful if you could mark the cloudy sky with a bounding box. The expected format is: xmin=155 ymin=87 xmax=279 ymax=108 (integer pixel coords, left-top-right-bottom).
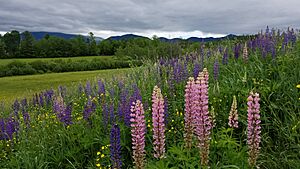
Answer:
xmin=0 ymin=0 xmax=300 ymax=38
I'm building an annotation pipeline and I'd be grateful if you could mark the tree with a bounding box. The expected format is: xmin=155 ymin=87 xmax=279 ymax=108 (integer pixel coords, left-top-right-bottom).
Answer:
xmin=0 ymin=39 xmax=7 ymax=58
xmin=70 ymin=36 xmax=88 ymax=56
xmin=88 ymin=32 xmax=98 ymax=55
xmin=3 ymin=30 xmax=20 ymax=57
xmin=20 ymin=31 xmax=36 ymax=57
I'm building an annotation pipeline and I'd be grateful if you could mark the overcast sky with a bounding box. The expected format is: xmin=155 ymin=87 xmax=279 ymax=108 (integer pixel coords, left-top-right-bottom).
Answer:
xmin=1 ymin=0 xmax=300 ymax=38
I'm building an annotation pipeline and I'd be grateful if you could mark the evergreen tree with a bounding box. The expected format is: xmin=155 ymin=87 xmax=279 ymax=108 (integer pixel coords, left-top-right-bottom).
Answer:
xmin=88 ymin=32 xmax=98 ymax=55
xmin=20 ymin=31 xmax=36 ymax=57
xmin=3 ymin=30 xmax=20 ymax=57
xmin=0 ymin=39 xmax=7 ymax=58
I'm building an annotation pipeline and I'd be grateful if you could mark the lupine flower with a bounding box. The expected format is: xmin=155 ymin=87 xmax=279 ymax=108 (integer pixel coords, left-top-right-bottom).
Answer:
xmin=85 ymin=81 xmax=92 ymax=97
xmin=247 ymin=92 xmax=261 ymax=167
xmin=110 ymin=124 xmax=122 ymax=169
xmin=243 ymin=43 xmax=248 ymax=62
xmin=5 ymin=116 xmax=17 ymax=140
xmin=210 ymin=106 xmax=216 ymax=128
xmin=184 ymin=77 xmax=195 ymax=149
xmin=83 ymin=98 xmax=96 ymax=125
xmin=213 ymin=59 xmax=219 ymax=81
xmin=130 ymin=100 xmax=146 ymax=169
xmin=39 ymin=93 xmax=44 ymax=107
xmin=194 ymin=62 xmax=201 ymax=79
xmin=194 ymin=68 xmax=212 ymax=166
xmin=0 ymin=118 xmax=5 ymax=140
xmin=164 ymin=96 xmax=169 ymax=125
xmin=152 ymin=86 xmax=166 ymax=159
xmin=222 ymin=47 xmax=229 ymax=65
xmin=13 ymin=100 xmax=20 ymax=119
xmin=53 ymin=96 xmax=72 ymax=126
xmin=234 ymin=44 xmax=241 ymax=59
xmin=21 ymin=98 xmax=30 ymax=129
xmin=228 ymin=95 xmax=238 ymax=128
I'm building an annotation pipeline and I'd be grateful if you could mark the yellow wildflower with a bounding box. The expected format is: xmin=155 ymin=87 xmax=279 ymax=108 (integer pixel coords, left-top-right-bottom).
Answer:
xmin=101 ymin=154 xmax=105 ymax=158
xmin=97 ymin=152 xmax=101 ymax=155
xmin=296 ymin=84 xmax=300 ymax=88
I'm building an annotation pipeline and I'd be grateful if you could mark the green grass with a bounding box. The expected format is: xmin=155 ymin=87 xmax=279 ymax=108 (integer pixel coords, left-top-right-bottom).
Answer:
xmin=0 ymin=68 xmax=130 ymax=104
xmin=0 ymin=56 xmax=113 ymax=66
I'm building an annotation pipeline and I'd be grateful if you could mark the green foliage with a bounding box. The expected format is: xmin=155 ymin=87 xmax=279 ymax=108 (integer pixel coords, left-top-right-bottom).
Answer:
xmin=19 ymin=31 xmax=35 ymax=58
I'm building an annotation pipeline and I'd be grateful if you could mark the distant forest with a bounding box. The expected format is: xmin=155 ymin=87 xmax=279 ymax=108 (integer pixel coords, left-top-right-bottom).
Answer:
xmin=0 ymin=30 xmax=252 ymax=60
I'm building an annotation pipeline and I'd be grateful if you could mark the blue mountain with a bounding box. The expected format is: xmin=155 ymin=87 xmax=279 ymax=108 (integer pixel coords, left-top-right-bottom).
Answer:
xmin=106 ymin=34 xmax=150 ymax=41
xmin=29 ymin=31 xmax=104 ymax=42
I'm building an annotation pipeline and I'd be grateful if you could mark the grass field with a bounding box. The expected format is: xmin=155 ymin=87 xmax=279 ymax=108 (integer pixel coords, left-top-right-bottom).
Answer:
xmin=0 ymin=68 xmax=130 ymax=104
xmin=0 ymin=56 xmax=113 ymax=66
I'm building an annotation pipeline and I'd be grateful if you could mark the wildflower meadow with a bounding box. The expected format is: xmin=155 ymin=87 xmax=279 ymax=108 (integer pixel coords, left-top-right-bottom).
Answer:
xmin=0 ymin=27 xmax=300 ymax=169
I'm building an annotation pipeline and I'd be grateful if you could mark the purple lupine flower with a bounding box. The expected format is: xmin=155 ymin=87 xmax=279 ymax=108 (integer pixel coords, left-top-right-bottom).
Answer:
xmin=21 ymin=98 xmax=30 ymax=129
xmin=53 ymin=96 xmax=72 ymax=126
xmin=130 ymin=100 xmax=146 ymax=169
xmin=83 ymin=98 xmax=96 ymax=125
xmin=222 ymin=47 xmax=228 ymax=65
xmin=184 ymin=77 xmax=195 ymax=149
xmin=44 ymin=89 xmax=54 ymax=106
xmin=228 ymin=95 xmax=238 ymax=128
xmin=0 ymin=118 xmax=5 ymax=140
xmin=213 ymin=59 xmax=219 ymax=81
xmin=13 ymin=100 xmax=20 ymax=119
xmin=5 ymin=116 xmax=16 ymax=140
xmin=194 ymin=68 xmax=212 ymax=166
xmin=110 ymin=124 xmax=122 ymax=169
xmin=234 ymin=44 xmax=241 ymax=59
xmin=247 ymin=92 xmax=261 ymax=167
xmin=59 ymin=104 xmax=73 ymax=126
xmin=152 ymin=86 xmax=166 ymax=159
xmin=119 ymin=88 xmax=129 ymax=120
xmin=98 ymin=80 xmax=105 ymax=95
xmin=39 ymin=93 xmax=44 ymax=107
xmin=164 ymin=96 xmax=168 ymax=125
xmin=85 ymin=81 xmax=92 ymax=97
xmin=110 ymin=102 xmax=115 ymax=123
xmin=194 ymin=62 xmax=201 ymax=79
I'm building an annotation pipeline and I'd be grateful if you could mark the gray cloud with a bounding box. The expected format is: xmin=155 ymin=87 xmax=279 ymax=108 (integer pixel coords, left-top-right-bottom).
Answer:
xmin=0 ymin=0 xmax=300 ymax=38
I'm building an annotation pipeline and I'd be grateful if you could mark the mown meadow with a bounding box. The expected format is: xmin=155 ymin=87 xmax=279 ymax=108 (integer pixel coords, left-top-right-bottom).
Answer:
xmin=0 ymin=28 xmax=300 ymax=169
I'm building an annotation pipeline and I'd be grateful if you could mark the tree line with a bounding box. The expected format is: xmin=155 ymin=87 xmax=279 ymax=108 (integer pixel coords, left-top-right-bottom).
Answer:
xmin=0 ymin=30 xmax=252 ymax=60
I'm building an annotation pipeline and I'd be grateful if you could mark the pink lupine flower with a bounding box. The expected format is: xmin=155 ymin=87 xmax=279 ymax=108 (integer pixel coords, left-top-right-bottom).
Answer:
xmin=184 ymin=77 xmax=195 ymax=149
xmin=243 ymin=42 xmax=248 ymax=62
xmin=228 ymin=95 xmax=238 ymax=128
xmin=130 ymin=100 xmax=146 ymax=169
xmin=151 ymin=86 xmax=166 ymax=159
xmin=247 ymin=92 xmax=261 ymax=167
xmin=194 ymin=68 xmax=212 ymax=166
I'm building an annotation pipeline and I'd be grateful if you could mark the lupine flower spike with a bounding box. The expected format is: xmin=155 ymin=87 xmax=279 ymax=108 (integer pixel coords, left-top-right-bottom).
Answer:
xmin=152 ymin=86 xmax=166 ymax=159
xmin=110 ymin=124 xmax=122 ymax=169
xmin=228 ymin=95 xmax=238 ymax=128
xmin=130 ymin=100 xmax=146 ymax=169
xmin=184 ymin=77 xmax=195 ymax=149
xmin=247 ymin=92 xmax=261 ymax=167
xmin=195 ymin=68 xmax=212 ymax=166
xmin=243 ymin=42 xmax=248 ymax=62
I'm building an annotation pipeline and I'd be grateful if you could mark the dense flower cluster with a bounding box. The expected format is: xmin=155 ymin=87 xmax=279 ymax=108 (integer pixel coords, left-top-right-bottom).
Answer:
xmin=228 ymin=95 xmax=238 ymax=128
xmin=110 ymin=124 xmax=122 ymax=169
xmin=247 ymin=92 xmax=261 ymax=167
xmin=151 ymin=86 xmax=166 ymax=159
xmin=130 ymin=100 xmax=146 ymax=169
